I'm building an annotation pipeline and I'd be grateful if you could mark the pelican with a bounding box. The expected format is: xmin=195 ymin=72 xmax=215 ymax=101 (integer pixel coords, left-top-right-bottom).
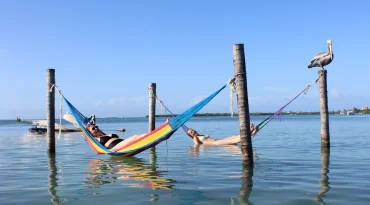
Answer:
xmin=308 ymin=40 xmax=334 ymax=70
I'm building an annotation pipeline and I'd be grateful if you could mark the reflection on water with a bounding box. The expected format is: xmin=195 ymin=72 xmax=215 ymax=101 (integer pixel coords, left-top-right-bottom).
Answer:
xmin=188 ymin=145 xmax=257 ymax=205
xmin=188 ymin=144 xmax=258 ymax=160
xmin=238 ymin=163 xmax=254 ymax=205
xmin=4 ymin=115 xmax=370 ymax=205
xmin=315 ymin=146 xmax=331 ymax=205
xmin=48 ymin=153 xmax=67 ymax=205
xmin=84 ymin=153 xmax=176 ymax=190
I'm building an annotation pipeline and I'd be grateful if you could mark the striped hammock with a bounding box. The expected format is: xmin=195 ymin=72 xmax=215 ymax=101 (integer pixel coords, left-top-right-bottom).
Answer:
xmin=62 ymin=84 xmax=227 ymax=156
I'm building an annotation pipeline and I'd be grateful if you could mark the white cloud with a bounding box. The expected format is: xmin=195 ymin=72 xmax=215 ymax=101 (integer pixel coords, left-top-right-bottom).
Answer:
xmin=108 ymin=97 xmax=125 ymax=105
xmin=129 ymin=96 xmax=147 ymax=104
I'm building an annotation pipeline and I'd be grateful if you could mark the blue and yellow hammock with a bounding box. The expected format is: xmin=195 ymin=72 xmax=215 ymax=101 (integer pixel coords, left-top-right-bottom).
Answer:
xmin=62 ymin=84 xmax=228 ymax=156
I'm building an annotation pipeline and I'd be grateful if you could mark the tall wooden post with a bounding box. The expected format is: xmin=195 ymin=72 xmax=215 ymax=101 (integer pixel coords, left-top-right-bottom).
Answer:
xmin=233 ymin=44 xmax=253 ymax=165
xmin=148 ymin=83 xmax=156 ymax=131
xmin=318 ymin=70 xmax=330 ymax=147
xmin=149 ymin=83 xmax=156 ymax=151
xmin=46 ymin=69 xmax=56 ymax=153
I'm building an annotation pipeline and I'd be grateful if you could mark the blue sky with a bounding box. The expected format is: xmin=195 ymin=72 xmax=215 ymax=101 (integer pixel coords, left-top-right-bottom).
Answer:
xmin=0 ymin=0 xmax=369 ymax=119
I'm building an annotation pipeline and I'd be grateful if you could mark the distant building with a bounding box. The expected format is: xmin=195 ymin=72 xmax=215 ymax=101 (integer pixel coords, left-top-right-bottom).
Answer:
xmin=362 ymin=106 xmax=369 ymax=110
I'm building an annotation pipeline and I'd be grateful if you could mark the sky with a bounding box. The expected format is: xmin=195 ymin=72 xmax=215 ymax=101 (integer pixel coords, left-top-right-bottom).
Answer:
xmin=0 ymin=0 xmax=369 ymax=119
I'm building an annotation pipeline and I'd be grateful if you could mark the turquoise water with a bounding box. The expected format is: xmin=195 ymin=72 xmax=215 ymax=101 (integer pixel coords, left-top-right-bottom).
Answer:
xmin=1 ymin=115 xmax=369 ymax=205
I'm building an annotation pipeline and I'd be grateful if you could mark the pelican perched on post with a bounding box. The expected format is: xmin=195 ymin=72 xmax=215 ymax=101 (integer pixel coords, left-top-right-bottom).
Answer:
xmin=308 ymin=40 xmax=334 ymax=70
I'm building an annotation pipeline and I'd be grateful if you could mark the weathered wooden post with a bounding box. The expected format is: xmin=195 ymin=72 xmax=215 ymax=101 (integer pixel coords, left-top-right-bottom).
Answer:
xmin=233 ymin=44 xmax=253 ymax=165
xmin=148 ymin=82 xmax=156 ymax=131
xmin=149 ymin=83 xmax=156 ymax=151
xmin=46 ymin=69 xmax=56 ymax=153
xmin=318 ymin=70 xmax=330 ymax=147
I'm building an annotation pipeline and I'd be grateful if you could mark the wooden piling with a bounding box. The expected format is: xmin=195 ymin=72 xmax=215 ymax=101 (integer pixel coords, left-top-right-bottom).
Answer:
xmin=46 ymin=69 xmax=56 ymax=153
xmin=318 ymin=70 xmax=330 ymax=147
xmin=149 ymin=83 xmax=156 ymax=151
xmin=233 ymin=44 xmax=253 ymax=165
xmin=148 ymin=83 xmax=156 ymax=131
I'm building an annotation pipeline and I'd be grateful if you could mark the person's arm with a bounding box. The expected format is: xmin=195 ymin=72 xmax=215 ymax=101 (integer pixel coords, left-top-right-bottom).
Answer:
xmin=193 ymin=135 xmax=202 ymax=145
xmin=251 ymin=131 xmax=256 ymax=138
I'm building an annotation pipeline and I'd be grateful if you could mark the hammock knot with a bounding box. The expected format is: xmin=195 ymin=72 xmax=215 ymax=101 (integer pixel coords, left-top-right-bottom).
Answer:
xmin=48 ymin=83 xmax=63 ymax=139
xmin=314 ymin=73 xmax=323 ymax=84
xmin=304 ymin=84 xmax=311 ymax=95
xmin=227 ymin=77 xmax=236 ymax=85
xmin=49 ymin=84 xmax=55 ymax=92
xmin=234 ymin=72 xmax=246 ymax=77
xmin=229 ymin=78 xmax=237 ymax=117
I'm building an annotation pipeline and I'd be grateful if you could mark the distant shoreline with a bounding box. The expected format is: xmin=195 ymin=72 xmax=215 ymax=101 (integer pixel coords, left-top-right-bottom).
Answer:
xmin=145 ymin=111 xmax=370 ymax=117
xmin=146 ymin=112 xmax=325 ymax=117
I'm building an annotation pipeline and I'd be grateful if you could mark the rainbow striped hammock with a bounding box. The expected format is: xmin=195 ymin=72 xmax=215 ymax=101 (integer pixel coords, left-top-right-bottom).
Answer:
xmin=62 ymin=83 xmax=228 ymax=156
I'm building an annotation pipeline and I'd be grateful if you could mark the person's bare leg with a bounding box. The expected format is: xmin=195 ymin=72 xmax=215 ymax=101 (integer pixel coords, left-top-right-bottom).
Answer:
xmin=211 ymin=136 xmax=240 ymax=145
xmin=112 ymin=134 xmax=146 ymax=151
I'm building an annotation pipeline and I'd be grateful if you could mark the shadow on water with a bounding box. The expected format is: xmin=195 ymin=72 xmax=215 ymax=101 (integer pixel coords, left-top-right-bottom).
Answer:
xmin=84 ymin=149 xmax=176 ymax=191
xmin=315 ymin=146 xmax=331 ymax=205
xmin=48 ymin=153 xmax=67 ymax=205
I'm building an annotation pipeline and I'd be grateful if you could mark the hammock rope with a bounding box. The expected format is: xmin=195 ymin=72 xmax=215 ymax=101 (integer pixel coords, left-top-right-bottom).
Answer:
xmin=252 ymin=84 xmax=311 ymax=135
xmin=49 ymin=83 xmax=63 ymax=139
xmin=155 ymin=76 xmax=316 ymax=137
xmin=154 ymin=77 xmax=237 ymax=132
xmin=155 ymin=95 xmax=189 ymax=132
xmin=228 ymin=78 xmax=237 ymax=117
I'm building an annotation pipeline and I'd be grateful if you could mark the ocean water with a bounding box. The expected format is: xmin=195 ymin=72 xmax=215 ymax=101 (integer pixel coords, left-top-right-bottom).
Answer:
xmin=0 ymin=115 xmax=369 ymax=205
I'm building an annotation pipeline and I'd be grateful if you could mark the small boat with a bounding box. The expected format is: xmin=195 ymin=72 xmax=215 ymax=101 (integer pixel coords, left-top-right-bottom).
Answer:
xmin=347 ymin=111 xmax=355 ymax=115
xmin=28 ymin=125 xmax=47 ymax=134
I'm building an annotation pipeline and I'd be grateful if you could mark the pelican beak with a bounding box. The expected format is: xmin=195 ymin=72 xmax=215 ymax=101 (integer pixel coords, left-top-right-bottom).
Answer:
xmin=327 ymin=40 xmax=333 ymax=60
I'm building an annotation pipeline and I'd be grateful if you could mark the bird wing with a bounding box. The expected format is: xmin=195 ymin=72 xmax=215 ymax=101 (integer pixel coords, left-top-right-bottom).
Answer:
xmin=311 ymin=52 xmax=329 ymax=63
xmin=320 ymin=53 xmax=334 ymax=66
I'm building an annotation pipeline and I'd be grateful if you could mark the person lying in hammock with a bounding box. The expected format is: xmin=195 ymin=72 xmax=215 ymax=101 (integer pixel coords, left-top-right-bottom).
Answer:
xmin=86 ymin=124 xmax=145 ymax=151
xmin=186 ymin=123 xmax=257 ymax=146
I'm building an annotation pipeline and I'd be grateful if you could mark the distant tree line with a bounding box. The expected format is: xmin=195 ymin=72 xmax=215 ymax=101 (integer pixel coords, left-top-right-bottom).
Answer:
xmin=341 ymin=107 xmax=370 ymax=114
xmin=145 ymin=111 xmax=319 ymax=117
xmin=145 ymin=107 xmax=370 ymax=117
